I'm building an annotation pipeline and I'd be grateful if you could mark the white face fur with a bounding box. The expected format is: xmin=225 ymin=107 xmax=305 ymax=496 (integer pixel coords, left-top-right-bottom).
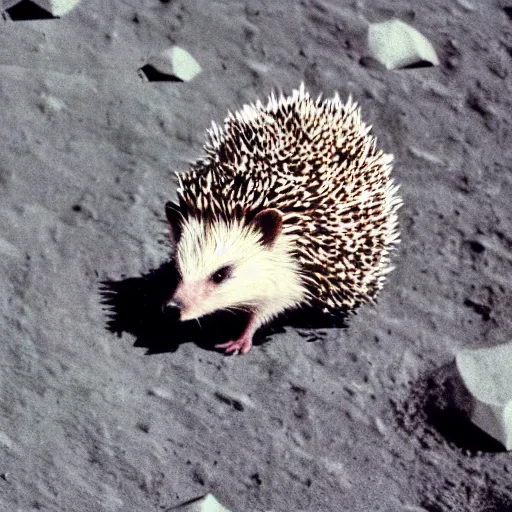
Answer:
xmin=170 ymin=214 xmax=308 ymax=324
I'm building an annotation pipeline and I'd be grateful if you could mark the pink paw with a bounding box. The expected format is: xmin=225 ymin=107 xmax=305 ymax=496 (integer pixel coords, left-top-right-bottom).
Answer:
xmin=215 ymin=336 xmax=253 ymax=355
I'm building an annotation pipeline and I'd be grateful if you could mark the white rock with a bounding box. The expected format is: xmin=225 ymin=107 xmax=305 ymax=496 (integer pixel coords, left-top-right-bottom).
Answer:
xmin=456 ymin=342 xmax=512 ymax=450
xmin=170 ymin=493 xmax=231 ymax=512
xmin=367 ymin=19 xmax=439 ymax=70
xmin=35 ymin=0 xmax=81 ymax=15
xmin=145 ymin=47 xmax=202 ymax=82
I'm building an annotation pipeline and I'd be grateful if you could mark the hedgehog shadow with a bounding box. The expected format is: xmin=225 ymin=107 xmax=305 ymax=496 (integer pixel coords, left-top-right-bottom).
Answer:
xmin=99 ymin=261 xmax=350 ymax=355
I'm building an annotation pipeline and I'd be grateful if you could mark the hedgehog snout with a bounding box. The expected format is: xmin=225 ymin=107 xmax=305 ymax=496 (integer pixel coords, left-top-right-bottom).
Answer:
xmin=164 ymin=282 xmax=210 ymax=322
xmin=162 ymin=297 xmax=183 ymax=318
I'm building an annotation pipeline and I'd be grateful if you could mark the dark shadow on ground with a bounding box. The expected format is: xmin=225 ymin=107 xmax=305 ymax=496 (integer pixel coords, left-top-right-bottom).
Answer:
xmin=138 ymin=65 xmax=183 ymax=82
xmin=99 ymin=261 xmax=349 ymax=355
xmin=394 ymin=362 xmax=506 ymax=455
xmin=401 ymin=60 xmax=436 ymax=69
xmin=423 ymin=362 xmax=506 ymax=454
xmin=4 ymin=0 xmax=57 ymax=20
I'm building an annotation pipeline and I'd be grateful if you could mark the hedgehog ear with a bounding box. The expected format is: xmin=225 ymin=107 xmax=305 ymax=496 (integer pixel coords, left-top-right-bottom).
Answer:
xmin=165 ymin=201 xmax=184 ymax=244
xmin=252 ymin=208 xmax=283 ymax=247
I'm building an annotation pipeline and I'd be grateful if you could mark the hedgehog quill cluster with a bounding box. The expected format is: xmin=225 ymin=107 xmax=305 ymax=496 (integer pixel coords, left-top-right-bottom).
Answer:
xmin=164 ymin=84 xmax=402 ymax=355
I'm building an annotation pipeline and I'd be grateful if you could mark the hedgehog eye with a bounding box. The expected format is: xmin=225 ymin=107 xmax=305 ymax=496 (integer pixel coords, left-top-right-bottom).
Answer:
xmin=210 ymin=265 xmax=232 ymax=284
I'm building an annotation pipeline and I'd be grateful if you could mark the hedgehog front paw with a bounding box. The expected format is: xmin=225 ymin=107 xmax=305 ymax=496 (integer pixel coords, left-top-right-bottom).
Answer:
xmin=215 ymin=334 xmax=253 ymax=355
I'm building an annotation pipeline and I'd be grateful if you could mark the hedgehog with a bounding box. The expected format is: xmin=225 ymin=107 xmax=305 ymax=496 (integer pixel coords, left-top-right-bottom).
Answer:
xmin=163 ymin=84 xmax=402 ymax=355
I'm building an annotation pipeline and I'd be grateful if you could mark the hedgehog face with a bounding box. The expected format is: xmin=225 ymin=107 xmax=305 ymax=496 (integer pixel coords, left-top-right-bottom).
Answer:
xmin=165 ymin=207 xmax=308 ymax=322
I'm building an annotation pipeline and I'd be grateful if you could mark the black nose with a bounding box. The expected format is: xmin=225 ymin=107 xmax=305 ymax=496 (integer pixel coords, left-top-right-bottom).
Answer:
xmin=162 ymin=298 xmax=182 ymax=316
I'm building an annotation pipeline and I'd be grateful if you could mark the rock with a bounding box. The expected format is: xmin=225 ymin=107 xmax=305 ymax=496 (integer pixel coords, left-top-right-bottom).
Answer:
xmin=455 ymin=0 xmax=475 ymax=11
xmin=34 ymin=0 xmax=80 ymax=15
xmin=170 ymin=493 xmax=231 ymax=512
xmin=456 ymin=342 xmax=512 ymax=450
xmin=367 ymin=19 xmax=439 ymax=70
xmin=139 ymin=47 xmax=202 ymax=82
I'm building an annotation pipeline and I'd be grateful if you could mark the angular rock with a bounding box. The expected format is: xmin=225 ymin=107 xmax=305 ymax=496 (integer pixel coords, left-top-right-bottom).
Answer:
xmin=170 ymin=493 xmax=231 ymax=512
xmin=367 ymin=19 xmax=439 ymax=70
xmin=33 ymin=0 xmax=80 ymax=15
xmin=456 ymin=342 xmax=512 ymax=450
xmin=139 ymin=46 xmax=202 ymax=82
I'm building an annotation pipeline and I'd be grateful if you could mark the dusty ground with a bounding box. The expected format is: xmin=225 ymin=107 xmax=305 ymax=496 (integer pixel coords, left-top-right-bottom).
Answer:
xmin=1 ymin=0 xmax=512 ymax=511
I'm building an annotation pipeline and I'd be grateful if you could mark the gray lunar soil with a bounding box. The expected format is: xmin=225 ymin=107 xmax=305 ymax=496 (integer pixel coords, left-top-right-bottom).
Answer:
xmin=1 ymin=0 xmax=512 ymax=511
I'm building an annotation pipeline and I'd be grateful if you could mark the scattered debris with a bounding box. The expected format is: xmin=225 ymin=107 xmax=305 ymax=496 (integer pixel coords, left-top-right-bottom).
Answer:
xmin=3 ymin=0 xmax=80 ymax=19
xmin=170 ymin=493 xmax=231 ymax=512
xmin=213 ymin=391 xmax=246 ymax=411
xmin=408 ymin=145 xmax=445 ymax=165
xmin=455 ymin=342 xmax=512 ymax=450
xmin=139 ymin=47 xmax=202 ymax=82
xmin=367 ymin=19 xmax=439 ymax=70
